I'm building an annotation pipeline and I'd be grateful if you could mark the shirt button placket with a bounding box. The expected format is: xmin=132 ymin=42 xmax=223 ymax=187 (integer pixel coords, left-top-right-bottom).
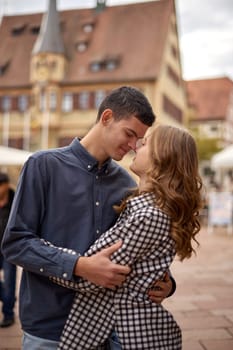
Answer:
xmin=95 ymin=171 xmax=101 ymax=239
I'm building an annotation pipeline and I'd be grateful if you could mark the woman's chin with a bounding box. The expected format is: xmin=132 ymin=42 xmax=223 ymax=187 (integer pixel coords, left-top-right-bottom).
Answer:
xmin=130 ymin=164 xmax=137 ymax=175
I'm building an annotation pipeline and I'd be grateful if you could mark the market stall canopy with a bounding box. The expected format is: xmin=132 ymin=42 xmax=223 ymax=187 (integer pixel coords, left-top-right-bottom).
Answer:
xmin=0 ymin=146 xmax=32 ymax=165
xmin=211 ymin=144 xmax=233 ymax=169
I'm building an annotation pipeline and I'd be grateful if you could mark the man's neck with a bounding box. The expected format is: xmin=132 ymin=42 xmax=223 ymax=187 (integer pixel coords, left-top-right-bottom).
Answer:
xmin=80 ymin=127 xmax=108 ymax=167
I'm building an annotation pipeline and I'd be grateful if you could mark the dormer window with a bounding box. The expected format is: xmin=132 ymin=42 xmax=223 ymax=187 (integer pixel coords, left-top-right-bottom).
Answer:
xmin=30 ymin=25 xmax=40 ymax=35
xmin=106 ymin=59 xmax=119 ymax=71
xmin=89 ymin=56 xmax=120 ymax=72
xmin=60 ymin=21 xmax=66 ymax=32
xmin=83 ymin=24 xmax=93 ymax=33
xmin=75 ymin=41 xmax=88 ymax=53
xmin=11 ymin=23 xmax=27 ymax=36
xmin=82 ymin=19 xmax=96 ymax=33
xmin=90 ymin=61 xmax=102 ymax=72
xmin=0 ymin=60 xmax=10 ymax=76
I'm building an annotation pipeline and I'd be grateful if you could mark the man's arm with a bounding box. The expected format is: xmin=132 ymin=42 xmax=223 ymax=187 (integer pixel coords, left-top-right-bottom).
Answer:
xmin=50 ymin=208 xmax=176 ymax=301
xmin=1 ymin=158 xmax=79 ymax=281
xmin=40 ymin=239 xmax=130 ymax=291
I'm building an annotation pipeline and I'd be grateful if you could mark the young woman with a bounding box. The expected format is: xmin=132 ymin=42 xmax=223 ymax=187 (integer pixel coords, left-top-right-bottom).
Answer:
xmin=46 ymin=124 xmax=203 ymax=349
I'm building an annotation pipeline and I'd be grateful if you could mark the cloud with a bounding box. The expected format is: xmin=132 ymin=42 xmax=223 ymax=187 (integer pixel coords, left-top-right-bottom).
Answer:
xmin=177 ymin=0 xmax=233 ymax=79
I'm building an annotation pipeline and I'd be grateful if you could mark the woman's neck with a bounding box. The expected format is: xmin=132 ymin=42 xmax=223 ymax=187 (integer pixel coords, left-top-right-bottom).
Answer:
xmin=138 ymin=177 xmax=150 ymax=193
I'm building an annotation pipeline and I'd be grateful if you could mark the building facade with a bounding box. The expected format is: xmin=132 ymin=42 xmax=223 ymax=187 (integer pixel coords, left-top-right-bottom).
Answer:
xmin=186 ymin=77 xmax=233 ymax=147
xmin=0 ymin=0 xmax=187 ymax=152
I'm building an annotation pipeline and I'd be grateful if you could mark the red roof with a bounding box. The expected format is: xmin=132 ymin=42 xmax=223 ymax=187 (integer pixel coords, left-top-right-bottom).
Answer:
xmin=0 ymin=0 xmax=174 ymax=88
xmin=186 ymin=77 xmax=233 ymax=121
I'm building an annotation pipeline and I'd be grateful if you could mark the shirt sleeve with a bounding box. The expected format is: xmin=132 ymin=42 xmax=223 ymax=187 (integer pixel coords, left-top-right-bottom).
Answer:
xmin=1 ymin=156 xmax=79 ymax=281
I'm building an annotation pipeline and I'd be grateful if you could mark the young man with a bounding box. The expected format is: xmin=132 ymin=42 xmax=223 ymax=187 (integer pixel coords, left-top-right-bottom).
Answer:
xmin=0 ymin=173 xmax=16 ymax=327
xmin=2 ymin=86 xmax=174 ymax=349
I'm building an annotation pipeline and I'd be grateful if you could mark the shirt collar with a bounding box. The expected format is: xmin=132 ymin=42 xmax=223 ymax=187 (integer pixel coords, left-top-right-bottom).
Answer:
xmin=128 ymin=192 xmax=156 ymax=208
xmin=70 ymin=137 xmax=111 ymax=173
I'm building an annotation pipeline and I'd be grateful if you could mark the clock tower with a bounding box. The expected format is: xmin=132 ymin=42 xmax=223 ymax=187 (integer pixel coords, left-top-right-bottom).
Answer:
xmin=31 ymin=0 xmax=66 ymax=83
xmin=30 ymin=0 xmax=66 ymax=149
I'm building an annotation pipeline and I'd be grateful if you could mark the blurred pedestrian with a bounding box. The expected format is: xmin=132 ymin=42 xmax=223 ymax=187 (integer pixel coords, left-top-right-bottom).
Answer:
xmin=0 ymin=172 xmax=16 ymax=327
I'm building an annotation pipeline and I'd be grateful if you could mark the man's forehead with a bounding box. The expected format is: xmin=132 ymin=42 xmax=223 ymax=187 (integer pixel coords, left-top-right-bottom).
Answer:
xmin=125 ymin=126 xmax=147 ymax=138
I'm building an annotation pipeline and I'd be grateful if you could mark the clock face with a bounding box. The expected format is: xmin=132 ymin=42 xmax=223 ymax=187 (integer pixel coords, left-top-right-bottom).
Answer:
xmin=38 ymin=66 xmax=49 ymax=80
xmin=32 ymin=55 xmax=59 ymax=82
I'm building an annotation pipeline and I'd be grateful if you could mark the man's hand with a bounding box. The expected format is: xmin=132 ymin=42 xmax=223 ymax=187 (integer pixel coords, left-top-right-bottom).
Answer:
xmin=148 ymin=272 xmax=173 ymax=304
xmin=74 ymin=240 xmax=131 ymax=289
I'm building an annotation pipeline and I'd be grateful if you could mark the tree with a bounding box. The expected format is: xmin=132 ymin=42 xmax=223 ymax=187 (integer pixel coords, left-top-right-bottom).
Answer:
xmin=195 ymin=136 xmax=222 ymax=161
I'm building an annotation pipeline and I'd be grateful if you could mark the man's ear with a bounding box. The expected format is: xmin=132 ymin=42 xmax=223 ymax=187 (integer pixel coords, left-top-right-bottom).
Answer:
xmin=101 ymin=109 xmax=113 ymax=125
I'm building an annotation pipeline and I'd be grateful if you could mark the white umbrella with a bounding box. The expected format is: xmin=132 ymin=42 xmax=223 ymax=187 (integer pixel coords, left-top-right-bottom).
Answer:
xmin=211 ymin=144 xmax=233 ymax=169
xmin=0 ymin=146 xmax=32 ymax=165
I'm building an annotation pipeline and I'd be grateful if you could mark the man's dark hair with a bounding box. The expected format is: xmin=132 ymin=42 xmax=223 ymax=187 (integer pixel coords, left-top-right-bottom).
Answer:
xmin=0 ymin=172 xmax=9 ymax=184
xmin=96 ymin=86 xmax=156 ymax=126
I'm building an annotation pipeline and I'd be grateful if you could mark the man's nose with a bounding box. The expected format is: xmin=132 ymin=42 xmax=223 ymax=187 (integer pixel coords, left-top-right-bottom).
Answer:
xmin=128 ymin=139 xmax=137 ymax=152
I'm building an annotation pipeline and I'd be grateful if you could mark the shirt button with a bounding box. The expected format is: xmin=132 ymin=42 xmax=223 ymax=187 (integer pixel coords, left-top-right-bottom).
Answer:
xmin=96 ymin=229 xmax=100 ymax=234
xmin=96 ymin=201 xmax=100 ymax=206
xmin=40 ymin=268 xmax=44 ymax=273
xmin=63 ymin=273 xmax=68 ymax=278
xmin=96 ymin=175 xmax=99 ymax=180
xmin=87 ymin=165 xmax=91 ymax=169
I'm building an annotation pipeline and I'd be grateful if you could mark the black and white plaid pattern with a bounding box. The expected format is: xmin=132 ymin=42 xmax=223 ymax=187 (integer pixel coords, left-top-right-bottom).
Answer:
xmin=46 ymin=193 xmax=182 ymax=349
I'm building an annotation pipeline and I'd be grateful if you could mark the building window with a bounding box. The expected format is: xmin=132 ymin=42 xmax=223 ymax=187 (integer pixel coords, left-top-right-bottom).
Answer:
xmin=0 ymin=60 xmax=10 ymax=76
xmin=39 ymin=91 xmax=46 ymax=112
xmin=95 ymin=90 xmax=106 ymax=109
xmin=76 ymin=41 xmax=88 ymax=53
xmin=8 ymin=138 xmax=23 ymax=149
xmin=167 ymin=65 xmax=180 ymax=86
xmin=170 ymin=44 xmax=178 ymax=59
xmin=90 ymin=56 xmax=120 ymax=72
xmin=90 ymin=61 xmax=102 ymax=72
xmin=11 ymin=24 xmax=27 ymax=36
xmin=79 ymin=91 xmax=89 ymax=110
xmin=49 ymin=92 xmax=57 ymax=112
xmin=106 ymin=60 xmax=117 ymax=71
xmin=58 ymin=137 xmax=75 ymax=147
xmin=62 ymin=92 xmax=73 ymax=112
xmin=30 ymin=25 xmax=40 ymax=35
xmin=1 ymin=96 xmax=11 ymax=112
xmin=210 ymin=125 xmax=218 ymax=132
xmin=163 ymin=94 xmax=183 ymax=123
xmin=83 ymin=23 xmax=94 ymax=33
xmin=18 ymin=95 xmax=28 ymax=112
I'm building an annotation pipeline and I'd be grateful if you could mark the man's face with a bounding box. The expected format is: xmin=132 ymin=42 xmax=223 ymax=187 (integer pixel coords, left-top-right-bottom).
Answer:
xmin=102 ymin=114 xmax=149 ymax=161
xmin=0 ymin=182 xmax=9 ymax=201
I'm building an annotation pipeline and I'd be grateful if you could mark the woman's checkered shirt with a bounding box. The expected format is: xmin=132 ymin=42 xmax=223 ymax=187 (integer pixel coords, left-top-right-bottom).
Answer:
xmin=49 ymin=192 xmax=182 ymax=349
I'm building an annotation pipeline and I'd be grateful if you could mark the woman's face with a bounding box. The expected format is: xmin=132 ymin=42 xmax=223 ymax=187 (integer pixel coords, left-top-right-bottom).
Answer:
xmin=130 ymin=134 xmax=152 ymax=177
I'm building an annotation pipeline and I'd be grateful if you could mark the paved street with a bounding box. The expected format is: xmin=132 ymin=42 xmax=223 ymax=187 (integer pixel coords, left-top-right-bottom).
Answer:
xmin=0 ymin=226 xmax=233 ymax=349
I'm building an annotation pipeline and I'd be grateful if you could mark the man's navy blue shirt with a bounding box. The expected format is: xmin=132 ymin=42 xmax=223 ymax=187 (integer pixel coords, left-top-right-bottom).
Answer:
xmin=2 ymin=138 xmax=136 ymax=340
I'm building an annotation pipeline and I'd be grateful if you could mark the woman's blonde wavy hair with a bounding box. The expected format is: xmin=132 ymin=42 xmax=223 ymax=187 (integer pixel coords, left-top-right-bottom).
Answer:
xmin=117 ymin=124 xmax=203 ymax=261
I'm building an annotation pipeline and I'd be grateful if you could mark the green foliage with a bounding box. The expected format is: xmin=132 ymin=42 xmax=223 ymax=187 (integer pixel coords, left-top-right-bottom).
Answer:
xmin=195 ymin=137 xmax=222 ymax=161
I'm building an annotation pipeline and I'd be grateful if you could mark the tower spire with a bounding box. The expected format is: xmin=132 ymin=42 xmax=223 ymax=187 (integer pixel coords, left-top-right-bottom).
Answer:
xmin=32 ymin=0 xmax=64 ymax=55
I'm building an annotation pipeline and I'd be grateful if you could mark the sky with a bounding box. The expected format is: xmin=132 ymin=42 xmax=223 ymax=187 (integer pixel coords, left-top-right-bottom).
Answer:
xmin=0 ymin=0 xmax=232 ymax=81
